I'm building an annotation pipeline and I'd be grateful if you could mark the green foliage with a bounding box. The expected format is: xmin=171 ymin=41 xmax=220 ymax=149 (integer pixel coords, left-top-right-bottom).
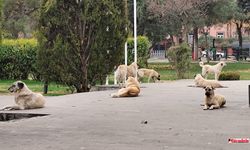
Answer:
xmin=127 ymin=36 xmax=150 ymax=67
xmin=0 ymin=39 xmax=38 ymax=79
xmin=219 ymin=72 xmax=240 ymax=80
xmin=38 ymin=0 xmax=128 ymax=92
xmin=2 ymin=0 xmax=42 ymax=38
xmin=167 ymin=43 xmax=192 ymax=79
xmin=0 ymin=0 xmax=2 ymax=42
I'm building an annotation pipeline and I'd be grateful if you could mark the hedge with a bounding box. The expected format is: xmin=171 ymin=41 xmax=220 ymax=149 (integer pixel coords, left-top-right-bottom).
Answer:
xmin=219 ymin=72 xmax=240 ymax=80
xmin=0 ymin=39 xmax=39 ymax=79
xmin=127 ymin=36 xmax=150 ymax=67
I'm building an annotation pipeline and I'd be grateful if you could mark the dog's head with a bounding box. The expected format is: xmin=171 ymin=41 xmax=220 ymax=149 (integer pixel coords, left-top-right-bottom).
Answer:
xmin=220 ymin=61 xmax=226 ymax=67
xmin=194 ymin=74 xmax=203 ymax=80
xmin=204 ymin=86 xmax=215 ymax=97
xmin=152 ymin=70 xmax=161 ymax=81
xmin=8 ymin=81 xmax=25 ymax=93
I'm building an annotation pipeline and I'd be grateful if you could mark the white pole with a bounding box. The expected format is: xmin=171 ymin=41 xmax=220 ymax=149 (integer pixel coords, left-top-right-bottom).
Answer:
xmin=125 ymin=42 xmax=128 ymax=82
xmin=133 ymin=0 xmax=137 ymax=79
xmin=133 ymin=0 xmax=137 ymax=63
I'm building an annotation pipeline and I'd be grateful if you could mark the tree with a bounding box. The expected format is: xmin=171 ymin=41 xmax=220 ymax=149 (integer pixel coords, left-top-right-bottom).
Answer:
xmin=232 ymin=0 xmax=250 ymax=48
xmin=2 ymin=0 xmax=42 ymax=38
xmin=37 ymin=0 xmax=128 ymax=92
xmin=0 ymin=0 xmax=2 ymax=42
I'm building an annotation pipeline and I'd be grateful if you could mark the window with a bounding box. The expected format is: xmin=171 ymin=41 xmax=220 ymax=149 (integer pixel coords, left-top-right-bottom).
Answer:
xmin=217 ymin=32 xmax=224 ymax=38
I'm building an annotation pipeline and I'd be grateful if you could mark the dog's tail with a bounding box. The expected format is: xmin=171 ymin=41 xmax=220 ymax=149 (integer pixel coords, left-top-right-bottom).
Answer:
xmin=199 ymin=61 xmax=204 ymax=67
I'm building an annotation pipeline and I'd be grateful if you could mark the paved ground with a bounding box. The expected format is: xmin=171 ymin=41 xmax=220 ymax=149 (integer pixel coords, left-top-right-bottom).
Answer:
xmin=0 ymin=80 xmax=250 ymax=150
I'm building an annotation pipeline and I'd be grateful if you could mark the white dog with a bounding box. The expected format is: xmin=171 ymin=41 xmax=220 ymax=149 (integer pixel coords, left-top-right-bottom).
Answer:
xmin=199 ymin=61 xmax=226 ymax=80
xmin=194 ymin=74 xmax=224 ymax=88
xmin=1 ymin=81 xmax=46 ymax=110
xmin=115 ymin=62 xmax=138 ymax=86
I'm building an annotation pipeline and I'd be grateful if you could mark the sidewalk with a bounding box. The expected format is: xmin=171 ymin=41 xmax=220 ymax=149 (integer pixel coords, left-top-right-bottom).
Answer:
xmin=0 ymin=80 xmax=250 ymax=150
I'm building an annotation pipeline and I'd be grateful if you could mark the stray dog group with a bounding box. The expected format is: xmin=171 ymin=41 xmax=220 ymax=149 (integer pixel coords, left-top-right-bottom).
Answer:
xmin=202 ymin=85 xmax=226 ymax=110
xmin=1 ymin=81 xmax=46 ymax=110
xmin=115 ymin=62 xmax=161 ymax=84
xmin=115 ymin=62 xmax=138 ymax=86
xmin=199 ymin=61 xmax=226 ymax=80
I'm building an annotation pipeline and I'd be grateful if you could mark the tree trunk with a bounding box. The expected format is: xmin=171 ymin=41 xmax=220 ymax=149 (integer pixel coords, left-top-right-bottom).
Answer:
xmin=193 ymin=27 xmax=199 ymax=61
xmin=236 ymin=22 xmax=243 ymax=49
xmin=43 ymin=80 xmax=48 ymax=94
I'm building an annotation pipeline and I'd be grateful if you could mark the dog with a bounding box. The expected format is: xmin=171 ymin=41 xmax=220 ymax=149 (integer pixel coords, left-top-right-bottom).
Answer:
xmin=199 ymin=61 xmax=226 ymax=80
xmin=138 ymin=68 xmax=160 ymax=83
xmin=115 ymin=62 xmax=138 ymax=86
xmin=111 ymin=76 xmax=140 ymax=98
xmin=203 ymin=85 xmax=226 ymax=110
xmin=194 ymin=74 xmax=224 ymax=88
xmin=1 ymin=81 xmax=46 ymax=110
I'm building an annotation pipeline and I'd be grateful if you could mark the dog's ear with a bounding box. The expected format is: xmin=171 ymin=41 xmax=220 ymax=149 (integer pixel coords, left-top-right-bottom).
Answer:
xmin=17 ymin=82 xmax=24 ymax=89
xmin=212 ymin=86 xmax=215 ymax=90
xmin=194 ymin=74 xmax=197 ymax=78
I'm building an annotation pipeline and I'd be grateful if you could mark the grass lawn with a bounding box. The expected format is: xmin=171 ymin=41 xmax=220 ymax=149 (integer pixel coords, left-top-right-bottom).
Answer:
xmin=149 ymin=61 xmax=250 ymax=80
xmin=1 ymin=61 xmax=250 ymax=96
xmin=0 ymin=80 xmax=70 ymax=96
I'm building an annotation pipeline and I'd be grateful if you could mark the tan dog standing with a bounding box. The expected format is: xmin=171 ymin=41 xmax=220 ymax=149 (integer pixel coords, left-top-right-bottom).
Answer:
xmin=111 ymin=76 xmax=140 ymax=98
xmin=138 ymin=68 xmax=160 ymax=83
xmin=1 ymin=81 xmax=46 ymax=110
xmin=194 ymin=74 xmax=224 ymax=88
xmin=203 ymin=85 xmax=226 ymax=110
xmin=115 ymin=62 xmax=138 ymax=86
xmin=199 ymin=61 xmax=226 ymax=80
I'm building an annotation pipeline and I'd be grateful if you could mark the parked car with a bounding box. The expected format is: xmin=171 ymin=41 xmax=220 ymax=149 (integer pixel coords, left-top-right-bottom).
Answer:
xmin=201 ymin=50 xmax=224 ymax=58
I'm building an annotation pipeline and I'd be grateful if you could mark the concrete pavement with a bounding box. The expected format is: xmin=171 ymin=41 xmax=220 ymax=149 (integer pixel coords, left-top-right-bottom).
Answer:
xmin=0 ymin=80 xmax=250 ymax=150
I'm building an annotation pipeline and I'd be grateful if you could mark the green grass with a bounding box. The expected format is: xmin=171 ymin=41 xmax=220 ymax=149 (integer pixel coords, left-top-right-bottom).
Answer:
xmin=0 ymin=80 xmax=70 ymax=96
xmin=148 ymin=61 xmax=250 ymax=80
xmin=1 ymin=62 xmax=250 ymax=96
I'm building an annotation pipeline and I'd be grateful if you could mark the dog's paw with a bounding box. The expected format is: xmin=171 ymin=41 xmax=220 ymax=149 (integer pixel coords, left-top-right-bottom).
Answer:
xmin=111 ymin=93 xmax=119 ymax=98
xmin=209 ymin=106 xmax=214 ymax=110
xmin=203 ymin=106 xmax=208 ymax=110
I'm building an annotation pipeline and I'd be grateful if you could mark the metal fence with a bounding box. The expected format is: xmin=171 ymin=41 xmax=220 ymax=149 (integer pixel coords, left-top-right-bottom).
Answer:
xmin=150 ymin=50 xmax=166 ymax=58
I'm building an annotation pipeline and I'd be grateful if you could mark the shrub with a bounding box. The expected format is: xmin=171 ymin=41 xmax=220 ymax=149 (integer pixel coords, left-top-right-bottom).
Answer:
xmin=167 ymin=43 xmax=191 ymax=79
xmin=127 ymin=36 xmax=150 ymax=67
xmin=219 ymin=72 xmax=240 ymax=80
xmin=0 ymin=39 xmax=39 ymax=80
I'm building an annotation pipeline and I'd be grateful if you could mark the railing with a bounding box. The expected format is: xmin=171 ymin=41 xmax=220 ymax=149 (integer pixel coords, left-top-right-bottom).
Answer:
xmin=150 ymin=49 xmax=166 ymax=58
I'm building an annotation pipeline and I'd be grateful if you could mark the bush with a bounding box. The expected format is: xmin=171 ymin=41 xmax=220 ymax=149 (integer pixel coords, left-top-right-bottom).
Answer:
xmin=0 ymin=39 xmax=39 ymax=80
xmin=127 ymin=36 xmax=150 ymax=67
xmin=167 ymin=43 xmax=191 ymax=79
xmin=219 ymin=72 xmax=240 ymax=80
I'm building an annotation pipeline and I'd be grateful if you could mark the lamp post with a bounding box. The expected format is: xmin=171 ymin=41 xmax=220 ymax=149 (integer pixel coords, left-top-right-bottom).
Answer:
xmin=133 ymin=0 xmax=137 ymax=79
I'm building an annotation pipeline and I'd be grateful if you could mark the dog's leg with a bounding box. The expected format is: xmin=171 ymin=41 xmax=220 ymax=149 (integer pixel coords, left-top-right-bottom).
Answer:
xmin=111 ymin=88 xmax=129 ymax=98
xmin=203 ymin=105 xmax=209 ymax=110
xmin=1 ymin=105 xmax=23 ymax=111
xmin=209 ymin=104 xmax=220 ymax=110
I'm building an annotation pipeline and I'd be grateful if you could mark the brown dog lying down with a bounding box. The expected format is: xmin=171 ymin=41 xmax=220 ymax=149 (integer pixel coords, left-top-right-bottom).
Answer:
xmin=194 ymin=74 xmax=225 ymax=88
xmin=202 ymin=85 xmax=226 ymax=110
xmin=111 ymin=76 xmax=140 ymax=98
xmin=1 ymin=81 xmax=46 ymax=110
xmin=138 ymin=68 xmax=160 ymax=83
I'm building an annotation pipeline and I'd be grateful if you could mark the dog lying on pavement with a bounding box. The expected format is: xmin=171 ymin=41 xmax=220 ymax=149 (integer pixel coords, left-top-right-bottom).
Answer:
xmin=194 ymin=74 xmax=225 ymax=88
xmin=1 ymin=81 xmax=46 ymax=110
xmin=202 ymin=85 xmax=226 ymax=110
xmin=111 ymin=76 xmax=140 ymax=98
